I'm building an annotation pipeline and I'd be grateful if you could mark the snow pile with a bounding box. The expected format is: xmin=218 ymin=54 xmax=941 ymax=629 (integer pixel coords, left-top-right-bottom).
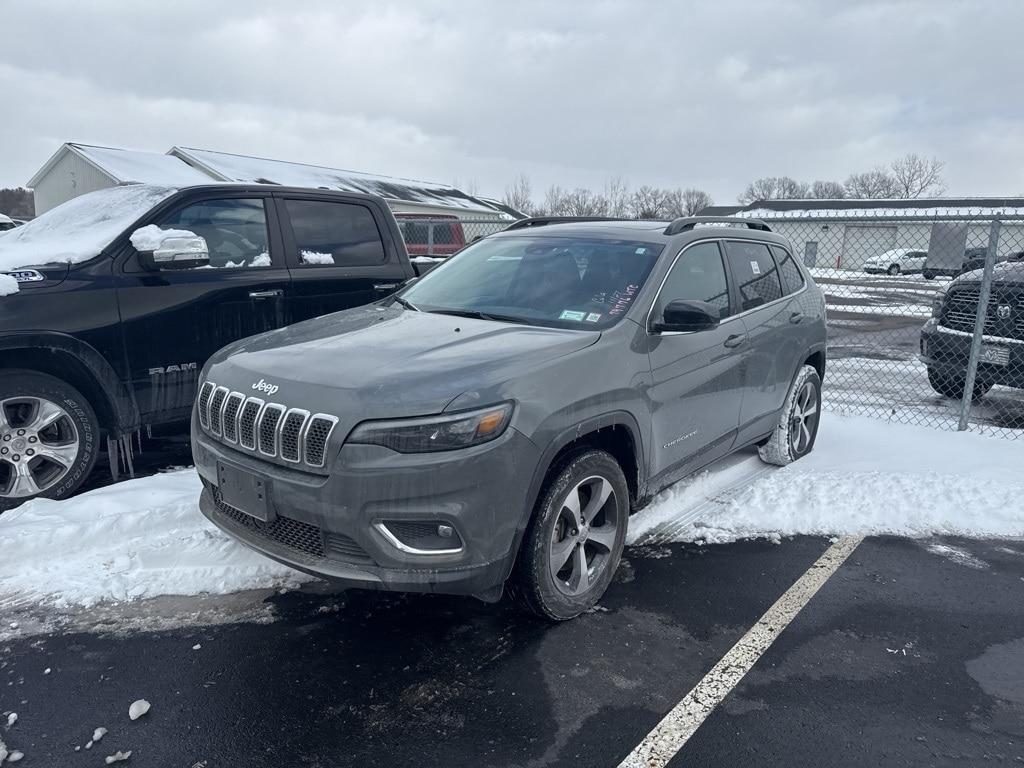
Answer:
xmin=0 ymin=470 xmax=308 ymax=607
xmin=0 ymin=185 xmax=177 ymax=272
xmin=0 ymin=274 xmax=17 ymax=296
xmin=300 ymin=250 xmax=335 ymax=265
xmin=629 ymin=415 xmax=1024 ymax=545
xmin=129 ymin=224 xmax=201 ymax=252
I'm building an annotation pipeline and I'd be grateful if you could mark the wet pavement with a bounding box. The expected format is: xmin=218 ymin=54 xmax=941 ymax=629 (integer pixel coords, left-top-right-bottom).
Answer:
xmin=3 ymin=535 xmax=1023 ymax=767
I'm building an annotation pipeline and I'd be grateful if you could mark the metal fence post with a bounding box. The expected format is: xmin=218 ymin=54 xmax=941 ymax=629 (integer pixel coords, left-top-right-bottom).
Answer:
xmin=957 ymin=219 xmax=1002 ymax=431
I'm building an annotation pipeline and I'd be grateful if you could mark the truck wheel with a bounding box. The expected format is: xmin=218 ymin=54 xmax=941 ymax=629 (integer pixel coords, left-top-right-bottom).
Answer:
xmin=510 ymin=450 xmax=629 ymax=621
xmin=927 ymin=367 xmax=993 ymax=401
xmin=0 ymin=370 xmax=100 ymax=513
xmin=759 ymin=365 xmax=822 ymax=466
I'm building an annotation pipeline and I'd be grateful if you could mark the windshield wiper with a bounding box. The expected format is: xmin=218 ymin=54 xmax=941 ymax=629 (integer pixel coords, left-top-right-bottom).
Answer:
xmin=425 ymin=308 xmax=532 ymax=325
xmin=392 ymin=296 xmax=419 ymax=311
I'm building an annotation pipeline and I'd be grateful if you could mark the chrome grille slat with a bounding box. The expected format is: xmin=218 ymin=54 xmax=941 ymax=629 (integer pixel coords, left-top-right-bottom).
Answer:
xmin=198 ymin=381 xmax=339 ymax=468
xmin=208 ymin=387 xmax=229 ymax=436
xmin=258 ymin=404 xmax=286 ymax=456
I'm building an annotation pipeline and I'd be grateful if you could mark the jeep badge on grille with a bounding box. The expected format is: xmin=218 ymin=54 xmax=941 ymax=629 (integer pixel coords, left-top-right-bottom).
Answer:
xmin=252 ymin=378 xmax=279 ymax=396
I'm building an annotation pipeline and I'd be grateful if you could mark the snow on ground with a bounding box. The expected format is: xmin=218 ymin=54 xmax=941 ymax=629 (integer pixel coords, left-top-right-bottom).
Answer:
xmin=0 ymin=274 xmax=17 ymax=296
xmin=628 ymin=414 xmax=1024 ymax=545
xmin=0 ymin=470 xmax=307 ymax=608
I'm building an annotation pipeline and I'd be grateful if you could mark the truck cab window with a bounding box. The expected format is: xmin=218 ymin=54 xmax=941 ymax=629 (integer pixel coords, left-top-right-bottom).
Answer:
xmin=285 ymin=200 xmax=386 ymax=267
xmin=159 ymin=198 xmax=271 ymax=269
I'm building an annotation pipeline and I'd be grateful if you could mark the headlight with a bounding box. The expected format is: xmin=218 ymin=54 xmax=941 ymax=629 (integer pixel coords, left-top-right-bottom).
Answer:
xmin=931 ymin=289 xmax=947 ymax=318
xmin=347 ymin=402 xmax=514 ymax=453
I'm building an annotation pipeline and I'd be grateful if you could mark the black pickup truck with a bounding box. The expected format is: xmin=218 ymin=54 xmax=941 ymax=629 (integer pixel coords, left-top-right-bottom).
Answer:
xmin=0 ymin=183 xmax=432 ymax=509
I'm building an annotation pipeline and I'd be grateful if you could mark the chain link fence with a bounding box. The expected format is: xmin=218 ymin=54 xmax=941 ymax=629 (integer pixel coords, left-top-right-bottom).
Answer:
xmin=737 ymin=209 xmax=1024 ymax=438
xmin=394 ymin=215 xmax=513 ymax=259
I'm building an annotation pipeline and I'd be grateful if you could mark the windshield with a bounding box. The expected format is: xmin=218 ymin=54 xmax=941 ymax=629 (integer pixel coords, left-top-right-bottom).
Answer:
xmin=0 ymin=184 xmax=177 ymax=272
xmin=400 ymin=234 xmax=663 ymax=329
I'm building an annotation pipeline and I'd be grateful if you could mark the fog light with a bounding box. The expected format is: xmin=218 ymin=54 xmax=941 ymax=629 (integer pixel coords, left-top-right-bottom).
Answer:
xmin=437 ymin=524 xmax=454 ymax=538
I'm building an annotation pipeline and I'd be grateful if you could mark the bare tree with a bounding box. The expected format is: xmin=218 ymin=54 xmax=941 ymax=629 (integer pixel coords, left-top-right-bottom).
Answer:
xmin=562 ymin=187 xmax=610 ymax=216
xmin=890 ymin=153 xmax=945 ymax=198
xmin=502 ymin=174 xmax=534 ymax=217
xmin=541 ymin=185 xmax=568 ymax=216
xmin=603 ymin=176 xmax=631 ymax=217
xmin=664 ymin=187 xmax=714 ymax=217
xmin=737 ymin=176 xmax=809 ymax=204
xmin=630 ymin=185 xmax=669 ymax=219
xmin=843 ymin=168 xmax=899 ymax=198
xmin=811 ymin=180 xmax=846 ymax=199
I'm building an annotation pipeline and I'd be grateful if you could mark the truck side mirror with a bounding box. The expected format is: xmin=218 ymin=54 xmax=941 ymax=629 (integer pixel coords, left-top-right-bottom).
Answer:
xmin=137 ymin=234 xmax=211 ymax=271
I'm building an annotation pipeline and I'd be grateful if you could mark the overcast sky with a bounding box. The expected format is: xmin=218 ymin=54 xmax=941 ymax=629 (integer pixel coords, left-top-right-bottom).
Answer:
xmin=2 ymin=0 xmax=1022 ymax=204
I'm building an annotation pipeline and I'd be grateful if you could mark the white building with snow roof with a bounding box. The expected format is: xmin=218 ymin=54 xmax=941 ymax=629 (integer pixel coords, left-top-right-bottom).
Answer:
xmin=733 ymin=198 xmax=1024 ymax=270
xmin=27 ymin=143 xmax=520 ymax=222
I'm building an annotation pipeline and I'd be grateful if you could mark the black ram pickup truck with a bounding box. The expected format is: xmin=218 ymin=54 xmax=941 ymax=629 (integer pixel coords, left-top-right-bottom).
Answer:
xmin=921 ymin=260 xmax=1024 ymax=399
xmin=0 ymin=183 xmax=431 ymax=509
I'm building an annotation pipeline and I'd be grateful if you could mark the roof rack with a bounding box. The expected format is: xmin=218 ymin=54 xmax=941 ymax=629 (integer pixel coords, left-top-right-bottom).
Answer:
xmin=503 ymin=216 xmax=636 ymax=231
xmin=663 ymin=216 xmax=771 ymax=235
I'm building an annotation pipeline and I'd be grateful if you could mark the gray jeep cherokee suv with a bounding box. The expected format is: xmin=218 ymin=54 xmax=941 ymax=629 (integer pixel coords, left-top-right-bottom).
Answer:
xmin=192 ymin=216 xmax=827 ymax=620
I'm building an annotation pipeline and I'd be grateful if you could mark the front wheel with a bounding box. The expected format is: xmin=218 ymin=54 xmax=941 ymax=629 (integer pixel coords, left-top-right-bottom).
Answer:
xmin=510 ymin=450 xmax=629 ymax=620
xmin=0 ymin=370 xmax=100 ymax=512
xmin=887 ymin=263 xmax=901 ymax=276
xmin=759 ymin=365 xmax=822 ymax=466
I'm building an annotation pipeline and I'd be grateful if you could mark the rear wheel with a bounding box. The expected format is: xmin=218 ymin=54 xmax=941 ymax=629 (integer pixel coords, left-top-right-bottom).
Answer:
xmin=510 ymin=450 xmax=629 ymax=620
xmin=0 ymin=370 xmax=100 ymax=512
xmin=759 ymin=365 xmax=822 ymax=466
xmin=927 ymin=367 xmax=992 ymax=401
xmin=887 ymin=263 xmax=901 ymax=276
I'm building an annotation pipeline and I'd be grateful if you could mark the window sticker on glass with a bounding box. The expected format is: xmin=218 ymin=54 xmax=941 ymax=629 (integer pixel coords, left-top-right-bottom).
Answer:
xmin=559 ymin=310 xmax=586 ymax=321
xmin=750 ymin=260 xmax=761 ymax=275
xmin=585 ymin=312 xmax=602 ymax=323
xmin=635 ymin=247 xmax=648 ymax=255
xmin=608 ymin=284 xmax=640 ymax=315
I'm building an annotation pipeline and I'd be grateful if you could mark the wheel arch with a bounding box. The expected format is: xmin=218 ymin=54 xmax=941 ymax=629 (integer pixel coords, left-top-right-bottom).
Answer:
xmin=0 ymin=332 xmax=140 ymax=437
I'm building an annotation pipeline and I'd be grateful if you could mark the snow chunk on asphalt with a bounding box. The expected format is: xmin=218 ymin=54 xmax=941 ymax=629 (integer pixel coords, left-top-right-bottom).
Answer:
xmin=105 ymin=750 xmax=132 ymax=764
xmin=0 ymin=470 xmax=309 ymax=607
xmin=629 ymin=415 xmax=1024 ymax=544
xmin=92 ymin=727 xmax=107 ymax=743
xmin=5 ymin=712 xmax=15 ymax=727
xmin=129 ymin=224 xmax=200 ymax=252
xmin=0 ymin=275 xmax=17 ymax=296
xmin=0 ymin=738 xmax=7 ymax=762
xmin=128 ymin=700 xmax=150 ymax=721
xmin=8 ymin=750 xmax=23 ymax=762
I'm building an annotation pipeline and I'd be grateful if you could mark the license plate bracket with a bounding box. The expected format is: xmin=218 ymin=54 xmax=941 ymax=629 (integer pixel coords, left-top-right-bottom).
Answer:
xmin=217 ymin=462 xmax=271 ymax=522
xmin=979 ymin=343 xmax=1010 ymax=366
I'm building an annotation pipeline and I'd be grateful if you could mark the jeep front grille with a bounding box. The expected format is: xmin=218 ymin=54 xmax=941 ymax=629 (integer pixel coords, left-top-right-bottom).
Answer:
xmin=198 ymin=380 xmax=338 ymax=469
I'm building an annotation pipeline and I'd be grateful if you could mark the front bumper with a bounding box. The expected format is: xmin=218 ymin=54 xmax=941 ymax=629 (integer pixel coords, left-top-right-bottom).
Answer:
xmin=920 ymin=319 xmax=1024 ymax=388
xmin=192 ymin=413 xmax=541 ymax=596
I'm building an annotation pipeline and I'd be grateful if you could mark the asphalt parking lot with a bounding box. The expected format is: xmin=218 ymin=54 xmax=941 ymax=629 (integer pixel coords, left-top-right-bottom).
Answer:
xmin=3 ymin=535 xmax=1023 ymax=767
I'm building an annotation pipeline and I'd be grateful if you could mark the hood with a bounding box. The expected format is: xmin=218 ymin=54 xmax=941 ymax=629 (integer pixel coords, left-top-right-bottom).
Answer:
xmin=205 ymin=304 xmax=599 ymax=427
xmin=952 ymin=261 xmax=1024 ymax=286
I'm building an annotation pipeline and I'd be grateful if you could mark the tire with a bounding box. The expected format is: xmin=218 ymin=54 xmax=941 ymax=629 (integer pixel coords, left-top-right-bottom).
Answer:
xmin=927 ymin=367 xmax=993 ymax=401
xmin=510 ymin=449 xmax=629 ymax=621
xmin=887 ymin=264 xmax=901 ymax=276
xmin=759 ymin=365 xmax=822 ymax=467
xmin=923 ymin=270 xmax=936 ymax=280
xmin=0 ymin=370 xmax=100 ymax=513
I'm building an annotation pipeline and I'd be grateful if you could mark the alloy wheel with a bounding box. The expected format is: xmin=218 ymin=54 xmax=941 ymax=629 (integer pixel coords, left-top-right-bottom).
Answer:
xmin=0 ymin=396 xmax=80 ymax=499
xmin=788 ymin=380 xmax=819 ymax=456
xmin=548 ymin=475 xmax=619 ymax=596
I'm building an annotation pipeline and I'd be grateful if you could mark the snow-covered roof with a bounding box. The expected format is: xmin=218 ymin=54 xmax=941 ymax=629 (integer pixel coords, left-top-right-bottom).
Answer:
xmin=28 ymin=143 xmax=212 ymax=187
xmin=169 ymin=146 xmax=512 ymax=216
xmin=0 ymin=184 xmax=177 ymax=272
xmin=737 ymin=197 xmax=1024 ymax=220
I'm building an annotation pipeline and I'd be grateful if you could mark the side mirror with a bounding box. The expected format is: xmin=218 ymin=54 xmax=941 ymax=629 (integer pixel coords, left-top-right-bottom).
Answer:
xmin=137 ymin=233 xmax=210 ymax=270
xmin=651 ymin=299 xmax=721 ymax=333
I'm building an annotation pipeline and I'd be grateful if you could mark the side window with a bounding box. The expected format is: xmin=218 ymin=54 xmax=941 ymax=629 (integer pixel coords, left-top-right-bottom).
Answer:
xmin=158 ymin=198 xmax=270 ymax=269
xmin=654 ymin=242 xmax=731 ymax=320
xmin=725 ymin=241 xmax=783 ymax=311
xmin=770 ymin=245 xmax=806 ymax=295
xmin=285 ymin=199 xmax=386 ymax=267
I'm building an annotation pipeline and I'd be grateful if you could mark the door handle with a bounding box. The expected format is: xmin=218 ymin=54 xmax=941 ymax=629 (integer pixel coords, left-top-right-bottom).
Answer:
xmin=723 ymin=333 xmax=747 ymax=348
xmin=248 ymin=289 xmax=283 ymax=299
xmin=373 ymin=283 xmax=399 ymax=291
xmin=789 ymin=311 xmax=805 ymax=324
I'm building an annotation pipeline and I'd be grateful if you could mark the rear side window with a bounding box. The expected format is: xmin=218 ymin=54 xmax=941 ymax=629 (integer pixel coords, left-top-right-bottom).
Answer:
xmin=655 ymin=242 xmax=731 ymax=319
xmin=725 ymin=241 xmax=783 ymax=311
xmin=285 ymin=199 xmax=386 ymax=267
xmin=770 ymin=245 xmax=805 ymax=295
